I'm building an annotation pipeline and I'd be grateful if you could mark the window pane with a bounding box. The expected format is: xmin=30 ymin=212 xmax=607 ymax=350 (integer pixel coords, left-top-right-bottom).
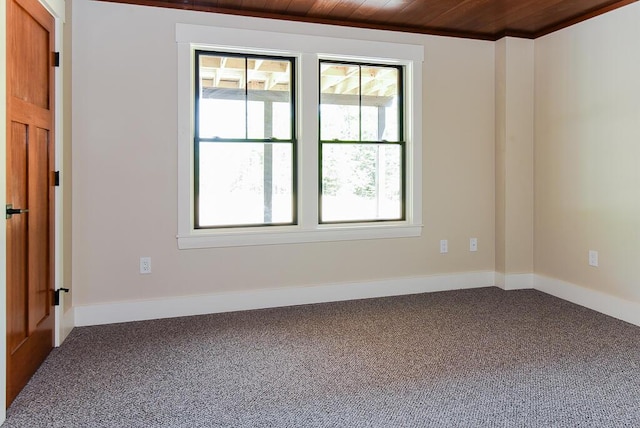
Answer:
xmin=247 ymin=58 xmax=293 ymax=140
xmin=321 ymin=143 xmax=402 ymax=222
xmin=247 ymin=101 xmax=264 ymax=139
xmin=361 ymin=66 xmax=400 ymax=142
xmin=361 ymin=106 xmax=379 ymax=141
xmin=320 ymin=63 xmax=360 ymax=141
xmin=198 ymin=55 xmax=247 ymax=139
xmin=272 ymin=102 xmax=292 ymax=140
xmin=198 ymin=142 xmax=294 ymax=227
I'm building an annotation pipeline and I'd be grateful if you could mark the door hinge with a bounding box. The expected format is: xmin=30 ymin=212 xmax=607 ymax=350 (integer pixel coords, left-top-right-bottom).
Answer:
xmin=54 ymin=288 xmax=70 ymax=306
xmin=54 ymin=171 xmax=60 ymax=186
xmin=53 ymin=52 xmax=60 ymax=67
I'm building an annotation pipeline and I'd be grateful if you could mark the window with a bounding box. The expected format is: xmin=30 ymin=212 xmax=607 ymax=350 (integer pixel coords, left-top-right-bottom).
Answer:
xmin=320 ymin=61 xmax=404 ymax=223
xmin=177 ymin=25 xmax=423 ymax=248
xmin=194 ymin=52 xmax=296 ymax=228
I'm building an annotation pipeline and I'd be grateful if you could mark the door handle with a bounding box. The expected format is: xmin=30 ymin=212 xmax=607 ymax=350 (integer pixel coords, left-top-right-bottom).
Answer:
xmin=6 ymin=204 xmax=29 ymax=219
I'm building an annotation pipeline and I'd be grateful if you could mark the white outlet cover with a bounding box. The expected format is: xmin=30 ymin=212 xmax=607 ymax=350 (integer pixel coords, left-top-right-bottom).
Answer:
xmin=470 ymin=238 xmax=478 ymax=252
xmin=140 ymin=257 xmax=152 ymax=274
xmin=588 ymin=250 xmax=598 ymax=267
xmin=440 ymin=240 xmax=448 ymax=254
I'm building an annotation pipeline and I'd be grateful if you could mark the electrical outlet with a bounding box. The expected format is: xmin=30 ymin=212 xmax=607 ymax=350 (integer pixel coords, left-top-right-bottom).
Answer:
xmin=140 ymin=257 xmax=152 ymax=274
xmin=470 ymin=238 xmax=478 ymax=252
xmin=588 ymin=250 xmax=598 ymax=267
xmin=440 ymin=239 xmax=448 ymax=254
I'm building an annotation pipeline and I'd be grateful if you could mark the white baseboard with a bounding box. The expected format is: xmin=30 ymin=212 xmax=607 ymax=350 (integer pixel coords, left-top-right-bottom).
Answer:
xmin=495 ymin=273 xmax=534 ymax=290
xmin=535 ymin=274 xmax=640 ymax=327
xmin=72 ymin=271 xmax=640 ymax=329
xmin=74 ymin=271 xmax=495 ymax=327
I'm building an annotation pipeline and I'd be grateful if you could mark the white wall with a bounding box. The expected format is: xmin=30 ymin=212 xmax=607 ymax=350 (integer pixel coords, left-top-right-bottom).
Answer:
xmin=495 ymin=37 xmax=535 ymax=290
xmin=71 ymin=1 xmax=496 ymax=314
xmin=535 ymin=2 xmax=640 ymax=304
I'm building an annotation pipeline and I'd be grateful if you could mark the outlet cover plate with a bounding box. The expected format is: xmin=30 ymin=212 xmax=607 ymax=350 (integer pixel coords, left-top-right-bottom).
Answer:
xmin=140 ymin=257 xmax=152 ymax=274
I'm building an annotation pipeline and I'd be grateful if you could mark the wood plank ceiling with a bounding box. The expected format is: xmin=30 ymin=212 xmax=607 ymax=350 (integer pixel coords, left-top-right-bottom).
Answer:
xmin=100 ymin=0 xmax=637 ymax=40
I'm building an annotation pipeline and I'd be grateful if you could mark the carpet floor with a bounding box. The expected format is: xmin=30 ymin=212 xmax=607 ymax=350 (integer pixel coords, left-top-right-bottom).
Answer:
xmin=4 ymin=287 xmax=640 ymax=427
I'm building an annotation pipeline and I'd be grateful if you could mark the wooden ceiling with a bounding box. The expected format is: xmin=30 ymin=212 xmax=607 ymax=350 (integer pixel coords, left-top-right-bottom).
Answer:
xmin=100 ymin=0 xmax=637 ymax=40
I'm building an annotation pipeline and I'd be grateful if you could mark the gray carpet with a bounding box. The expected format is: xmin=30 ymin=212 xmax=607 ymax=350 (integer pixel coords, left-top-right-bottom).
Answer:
xmin=5 ymin=287 xmax=640 ymax=427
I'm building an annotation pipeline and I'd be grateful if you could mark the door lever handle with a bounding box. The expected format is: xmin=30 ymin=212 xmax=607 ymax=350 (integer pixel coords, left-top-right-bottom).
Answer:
xmin=6 ymin=204 xmax=29 ymax=219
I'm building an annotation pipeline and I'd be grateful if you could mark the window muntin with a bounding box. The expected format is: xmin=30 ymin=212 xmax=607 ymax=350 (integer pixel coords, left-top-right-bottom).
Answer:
xmin=195 ymin=51 xmax=296 ymax=228
xmin=319 ymin=61 xmax=404 ymax=223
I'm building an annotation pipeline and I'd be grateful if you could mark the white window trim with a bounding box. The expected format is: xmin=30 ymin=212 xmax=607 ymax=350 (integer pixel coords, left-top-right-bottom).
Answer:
xmin=176 ymin=23 xmax=423 ymax=249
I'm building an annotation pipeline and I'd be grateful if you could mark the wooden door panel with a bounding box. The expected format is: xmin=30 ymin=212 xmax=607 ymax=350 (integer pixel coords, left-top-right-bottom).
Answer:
xmin=11 ymin=0 xmax=50 ymax=109
xmin=6 ymin=122 xmax=28 ymax=218
xmin=7 ymin=122 xmax=29 ymax=354
xmin=28 ymin=127 xmax=51 ymax=330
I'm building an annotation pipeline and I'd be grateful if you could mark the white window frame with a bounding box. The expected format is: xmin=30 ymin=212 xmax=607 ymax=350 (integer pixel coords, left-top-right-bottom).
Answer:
xmin=176 ymin=23 xmax=423 ymax=249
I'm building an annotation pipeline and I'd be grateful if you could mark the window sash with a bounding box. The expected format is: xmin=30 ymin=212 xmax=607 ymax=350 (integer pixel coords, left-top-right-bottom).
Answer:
xmin=319 ymin=141 xmax=406 ymax=224
xmin=319 ymin=60 xmax=405 ymax=224
xmin=194 ymin=50 xmax=297 ymax=229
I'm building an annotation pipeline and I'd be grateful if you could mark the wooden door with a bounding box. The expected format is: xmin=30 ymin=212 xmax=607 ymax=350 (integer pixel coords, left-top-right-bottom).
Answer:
xmin=6 ymin=0 xmax=56 ymax=408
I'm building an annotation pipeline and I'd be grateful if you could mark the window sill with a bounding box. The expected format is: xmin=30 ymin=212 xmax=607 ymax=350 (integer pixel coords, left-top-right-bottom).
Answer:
xmin=177 ymin=223 xmax=423 ymax=249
